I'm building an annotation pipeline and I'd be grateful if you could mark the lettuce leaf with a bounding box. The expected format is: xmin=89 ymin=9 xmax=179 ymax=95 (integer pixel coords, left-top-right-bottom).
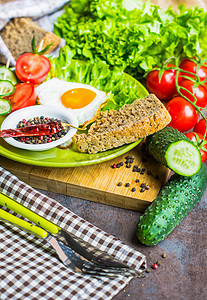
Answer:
xmin=47 ymin=46 xmax=147 ymax=111
xmin=54 ymin=0 xmax=207 ymax=79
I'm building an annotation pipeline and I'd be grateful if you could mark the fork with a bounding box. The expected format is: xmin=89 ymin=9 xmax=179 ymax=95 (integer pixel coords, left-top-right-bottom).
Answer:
xmin=0 ymin=193 xmax=144 ymax=278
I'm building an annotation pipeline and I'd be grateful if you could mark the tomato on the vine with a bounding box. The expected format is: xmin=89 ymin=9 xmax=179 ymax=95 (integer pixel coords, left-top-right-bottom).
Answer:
xmin=185 ymin=132 xmax=207 ymax=162
xmin=194 ymin=118 xmax=207 ymax=138
xmin=146 ymin=64 xmax=181 ymax=101
xmin=165 ymin=96 xmax=199 ymax=132
xmin=178 ymin=79 xmax=207 ymax=108
xmin=179 ymin=58 xmax=207 ymax=82
xmin=15 ymin=53 xmax=51 ymax=84
xmin=5 ymin=83 xmax=37 ymax=112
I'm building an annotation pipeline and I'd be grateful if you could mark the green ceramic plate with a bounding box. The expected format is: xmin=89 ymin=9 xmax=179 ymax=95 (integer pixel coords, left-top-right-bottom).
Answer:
xmin=0 ymin=135 xmax=142 ymax=167
xmin=0 ymin=71 xmax=148 ymax=167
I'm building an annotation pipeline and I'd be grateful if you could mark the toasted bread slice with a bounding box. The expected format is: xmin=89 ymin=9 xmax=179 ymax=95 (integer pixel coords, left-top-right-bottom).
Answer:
xmin=72 ymin=94 xmax=172 ymax=154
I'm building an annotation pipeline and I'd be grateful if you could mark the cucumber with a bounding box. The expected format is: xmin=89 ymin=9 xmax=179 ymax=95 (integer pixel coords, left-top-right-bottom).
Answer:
xmin=0 ymin=98 xmax=11 ymax=115
xmin=0 ymin=67 xmax=17 ymax=85
xmin=146 ymin=127 xmax=201 ymax=176
xmin=0 ymin=80 xmax=15 ymax=97
xmin=137 ymin=162 xmax=207 ymax=246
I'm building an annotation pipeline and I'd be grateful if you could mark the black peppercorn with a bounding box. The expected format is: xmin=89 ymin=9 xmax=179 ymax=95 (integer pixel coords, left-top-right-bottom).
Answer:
xmin=126 ymin=164 xmax=131 ymax=168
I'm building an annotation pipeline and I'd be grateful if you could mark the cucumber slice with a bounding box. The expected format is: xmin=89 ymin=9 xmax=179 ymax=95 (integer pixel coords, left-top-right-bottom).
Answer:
xmin=146 ymin=127 xmax=201 ymax=177
xmin=0 ymin=80 xmax=15 ymax=97
xmin=0 ymin=98 xmax=11 ymax=115
xmin=0 ymin=67 xmax=17 ymax=85
xmin=165 ymin=140 xmax=201 ymax=176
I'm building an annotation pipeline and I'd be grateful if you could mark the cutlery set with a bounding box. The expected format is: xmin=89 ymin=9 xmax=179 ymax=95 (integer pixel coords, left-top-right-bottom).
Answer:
xmin=0 ymin=193 xmax=142 ymax=278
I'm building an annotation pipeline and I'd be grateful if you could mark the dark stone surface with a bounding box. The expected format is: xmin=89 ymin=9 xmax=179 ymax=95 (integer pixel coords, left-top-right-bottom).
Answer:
xmin=38 ymin=186 xmax=207 ymax=300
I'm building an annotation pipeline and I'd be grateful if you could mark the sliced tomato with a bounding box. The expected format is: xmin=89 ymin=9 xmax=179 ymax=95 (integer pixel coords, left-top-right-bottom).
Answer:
xmin=185 ymin=132 xmax=207 ymax=162
xmin=5 ymin=83 xmax=36 ymax=112
xmin=15 ymin=53 xmax=51 ymax=84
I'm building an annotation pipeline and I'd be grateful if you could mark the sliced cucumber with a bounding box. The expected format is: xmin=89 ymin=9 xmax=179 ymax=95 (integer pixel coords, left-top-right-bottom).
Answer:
xmin=165 ymin=140 xmax=201 ymax=176
xmin=146 ymin=127 xmax=201 ymax=176
xmin=0 ymin=80 xmax=15 ymax=97
xmin=0 ymin=98 xmax=12 ymax=115
xmin=0 ymin=67 xmax=17 ymax=85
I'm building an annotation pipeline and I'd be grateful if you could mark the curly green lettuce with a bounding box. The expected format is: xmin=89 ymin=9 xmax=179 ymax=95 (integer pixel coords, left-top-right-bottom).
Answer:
xmin=54 ymin=0 xmax=207 ymax=79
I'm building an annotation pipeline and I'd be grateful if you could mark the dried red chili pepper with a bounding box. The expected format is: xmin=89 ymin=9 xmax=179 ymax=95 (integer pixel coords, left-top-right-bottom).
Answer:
xmin=0 ymin=121 xmax=64 ymax=138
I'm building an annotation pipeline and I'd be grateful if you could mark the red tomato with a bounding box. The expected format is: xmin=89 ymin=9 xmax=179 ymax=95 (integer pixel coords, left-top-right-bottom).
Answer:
xmin=179 ymin=58 xmax=207 ymax=82
xmin=178 ymin=79 xmax=207 ymax=108
xmin=15 ymin=53 xmax=51 ymax=84
xmin=185 ymin=132 xmax=207 ymax=162
xmin=5 ymin=83 xmax=36 ymax=112
xmin=165 ymin=97 xmax=199 ymax=132
xmin=146 ymin=64 xmax=181 ymax=101
xmin=194 ymin=118 xmax=207 ymax=138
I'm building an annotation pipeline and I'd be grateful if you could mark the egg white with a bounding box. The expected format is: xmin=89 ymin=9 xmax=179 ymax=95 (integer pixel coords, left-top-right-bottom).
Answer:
xmin=36 ymin=78 xmax=107 ymax=125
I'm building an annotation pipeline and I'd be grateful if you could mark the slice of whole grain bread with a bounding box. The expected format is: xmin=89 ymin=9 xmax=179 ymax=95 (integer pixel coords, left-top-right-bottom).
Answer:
xmin=72 ymin=94 xmax=172 ymax=154
xmin=0 ymin=17 xmax=61 ymax=63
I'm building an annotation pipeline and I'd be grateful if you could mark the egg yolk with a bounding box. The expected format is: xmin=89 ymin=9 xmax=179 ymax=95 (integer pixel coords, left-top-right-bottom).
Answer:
xmin=60 ymin=88 xmax=96 ymax=109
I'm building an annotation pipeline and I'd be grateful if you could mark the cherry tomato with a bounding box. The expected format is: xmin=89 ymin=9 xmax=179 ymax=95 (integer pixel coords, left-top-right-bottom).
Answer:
xmin=165 ymin=97 xmax=199 ymax=132
xmin=179 ymin=58 xmax=207 ymax=82
xmin=15 ymin=53 xmax=51 ymax=84
xmin=185 ymin=132 xmax=207 ymax=162
xmin=146 ymin=64 xmax=181 ymax=101
xmin=178 ymin=79 xmax=207 ymax=108
xmin=5 ymin=83 xmax=36 ymax=112
xmin=193 ymin=118 xmax=207 ymax=138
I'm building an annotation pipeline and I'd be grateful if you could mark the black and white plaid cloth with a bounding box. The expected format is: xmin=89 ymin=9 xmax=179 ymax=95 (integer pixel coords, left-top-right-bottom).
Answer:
xmin=0 ymin=166 xmax=146 ymax=300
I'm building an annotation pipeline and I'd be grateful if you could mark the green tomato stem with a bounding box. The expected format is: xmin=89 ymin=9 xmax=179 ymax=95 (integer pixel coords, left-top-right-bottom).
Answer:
xmin=174 ymin=62 xmax=207 ymax=142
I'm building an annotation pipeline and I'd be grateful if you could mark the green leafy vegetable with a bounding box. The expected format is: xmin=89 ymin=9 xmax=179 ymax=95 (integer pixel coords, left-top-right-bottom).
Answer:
xmin=47 ymin=46 xmax=147 ymax=111
xmin=54 ymin=0 xmax=207 ymax=79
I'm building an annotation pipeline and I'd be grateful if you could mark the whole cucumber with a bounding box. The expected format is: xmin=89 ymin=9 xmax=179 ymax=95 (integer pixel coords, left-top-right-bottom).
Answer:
xmin=137 ymin=163 xmax=207 ymax=246
xmin=146 ymin=127 xmax=201 ymax=176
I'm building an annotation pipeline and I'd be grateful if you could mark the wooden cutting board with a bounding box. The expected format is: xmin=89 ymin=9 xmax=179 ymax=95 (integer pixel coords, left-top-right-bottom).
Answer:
xmin=1 ymin=142 xmax=170 ymax=212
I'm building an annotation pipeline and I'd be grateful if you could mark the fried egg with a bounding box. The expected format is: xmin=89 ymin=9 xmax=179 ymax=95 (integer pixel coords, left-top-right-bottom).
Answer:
xmin=36 ymin=78 xmax=107 ymax=125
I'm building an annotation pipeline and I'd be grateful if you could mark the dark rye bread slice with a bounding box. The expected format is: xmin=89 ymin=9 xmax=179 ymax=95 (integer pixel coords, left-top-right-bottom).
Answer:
xmin=72 ymin=94 xmax=172 ymax=154
xmin=0 ymin=18 xmax=61 ymax=63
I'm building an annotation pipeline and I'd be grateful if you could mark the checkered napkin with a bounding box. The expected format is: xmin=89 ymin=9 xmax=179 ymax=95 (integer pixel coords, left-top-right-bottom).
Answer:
xmin=0 ymin=166 xmax=146 ymax=300
xmin=0 ymin=0 xmax=69 ymax=65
